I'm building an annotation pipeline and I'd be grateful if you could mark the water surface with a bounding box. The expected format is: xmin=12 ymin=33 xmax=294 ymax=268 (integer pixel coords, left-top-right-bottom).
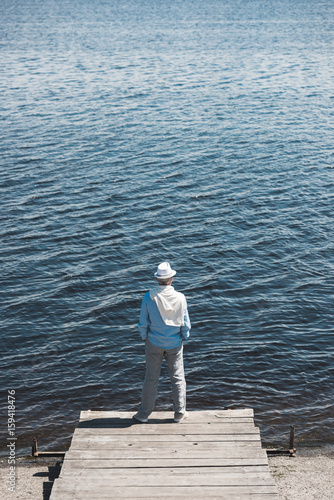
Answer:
xmin=1 ymin=0 xmax=334 ymax=455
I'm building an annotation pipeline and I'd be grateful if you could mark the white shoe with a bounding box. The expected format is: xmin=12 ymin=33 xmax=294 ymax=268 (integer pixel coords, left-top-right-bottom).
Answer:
xmin=174 ymin=411 xmax=188 ymax=423
xmin=133 ymin=413 xmax=148 ymax=423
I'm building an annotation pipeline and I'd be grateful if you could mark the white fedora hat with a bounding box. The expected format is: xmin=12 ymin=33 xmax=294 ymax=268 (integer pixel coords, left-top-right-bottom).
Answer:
xmin=154 ymin=262 xmax=177 ymax=280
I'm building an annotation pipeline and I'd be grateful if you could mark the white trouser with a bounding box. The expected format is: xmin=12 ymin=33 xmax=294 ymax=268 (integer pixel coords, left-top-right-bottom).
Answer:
xmin=137 ymin=339 xmax=186 ymax=419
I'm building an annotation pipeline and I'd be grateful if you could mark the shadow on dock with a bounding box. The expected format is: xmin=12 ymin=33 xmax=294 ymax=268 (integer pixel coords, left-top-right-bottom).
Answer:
xmin=77 ymin=416 xmax=174 ymax=428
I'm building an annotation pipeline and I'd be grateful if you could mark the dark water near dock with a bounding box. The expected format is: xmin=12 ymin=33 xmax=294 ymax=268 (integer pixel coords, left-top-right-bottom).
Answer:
xmin=1 ymin=0 xmax=334 ymax=456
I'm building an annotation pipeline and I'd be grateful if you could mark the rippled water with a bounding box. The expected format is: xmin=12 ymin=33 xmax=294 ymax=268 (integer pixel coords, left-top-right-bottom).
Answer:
xmin=1 ymin=0 xmax=334 ymax=456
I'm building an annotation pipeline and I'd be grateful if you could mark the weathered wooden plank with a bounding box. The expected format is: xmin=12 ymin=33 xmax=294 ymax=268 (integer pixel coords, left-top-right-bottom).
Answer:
xmin=70 ymin=431 xmax=261 ymax=446
xmin=79 ymin=416 xmax=256 ymax=425
xmin=56 ymin=458 xmax=269 ymax=468
xmin=102 ymin=496 xmax=278 ymax=500
xmin=78 ymin=420 xmax=258 ymax=427
xmin=60 ymin=463 xmax=270 ymax=476
xmin=71 ymin=429 xmax=260 ymax=448
xmin=55 ymin=471 xmax=276 ymax=486
xmin=109 ymin=496 xmax=278 ymax=500
xmin=69 ymin=439 xmax=264 ymax=451
xmin=64 ymin=447 xmax=268 ymax=460
xmin=78 ymin=420 xmax=257 ymax=430
xmin=72 ymin=429 xmax=261 ymax=440
xmin=79 ymin=409 xmax=254 ymax=421
xmin=50 ymin=483 xmax=278 ymax=499
xmin=75 ymin=423 xmax=260 ymax=434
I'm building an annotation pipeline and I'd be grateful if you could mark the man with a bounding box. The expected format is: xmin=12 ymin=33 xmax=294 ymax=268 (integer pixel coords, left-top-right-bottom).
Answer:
xmin=133 ymin=262 xmax=191 ymax=423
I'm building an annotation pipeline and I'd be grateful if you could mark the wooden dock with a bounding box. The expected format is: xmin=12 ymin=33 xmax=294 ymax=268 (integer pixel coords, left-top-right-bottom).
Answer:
xmin=50 ymin=409 xmax=278 ymax=499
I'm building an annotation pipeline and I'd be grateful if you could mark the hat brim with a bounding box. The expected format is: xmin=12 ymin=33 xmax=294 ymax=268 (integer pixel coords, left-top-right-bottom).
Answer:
xmin=154 ymin=270 xmax=177 ymax=279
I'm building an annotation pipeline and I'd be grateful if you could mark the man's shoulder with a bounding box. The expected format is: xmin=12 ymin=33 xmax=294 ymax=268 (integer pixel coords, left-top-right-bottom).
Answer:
xmin=175 ymin=290 xmax=187 ymax=305
xmin=143 ymin=291 xmax=154 ymax=302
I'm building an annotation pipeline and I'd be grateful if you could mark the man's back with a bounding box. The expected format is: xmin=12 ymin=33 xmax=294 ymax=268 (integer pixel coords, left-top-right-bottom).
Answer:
xmin=138 ymin=289 xmax=190 ymax=349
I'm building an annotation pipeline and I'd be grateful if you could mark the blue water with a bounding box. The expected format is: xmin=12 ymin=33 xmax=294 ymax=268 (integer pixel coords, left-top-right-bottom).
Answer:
xmin=1 ymin=0 xmax=334 ymax=456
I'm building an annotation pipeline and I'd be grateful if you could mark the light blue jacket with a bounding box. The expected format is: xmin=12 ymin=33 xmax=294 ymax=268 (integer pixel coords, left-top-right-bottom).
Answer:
xmin=138 ymin=290 xmax=191 ymax=349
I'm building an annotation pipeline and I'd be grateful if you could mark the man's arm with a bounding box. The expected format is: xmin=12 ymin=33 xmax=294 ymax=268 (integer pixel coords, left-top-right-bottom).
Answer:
xmin=180 ymin=297 xmax=191 ymax=341
xmin=138 ymin=294 xmax=150 ymax=341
